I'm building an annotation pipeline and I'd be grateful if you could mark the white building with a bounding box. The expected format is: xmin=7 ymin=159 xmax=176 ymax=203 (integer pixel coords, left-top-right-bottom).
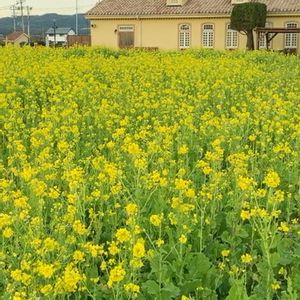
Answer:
xmin=45 ymin=27 xmax=76 ymax=47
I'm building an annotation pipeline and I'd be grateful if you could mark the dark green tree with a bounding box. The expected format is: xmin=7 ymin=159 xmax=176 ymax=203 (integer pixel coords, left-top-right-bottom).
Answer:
xmin=230 ymin=2 xmax=267 ymax=50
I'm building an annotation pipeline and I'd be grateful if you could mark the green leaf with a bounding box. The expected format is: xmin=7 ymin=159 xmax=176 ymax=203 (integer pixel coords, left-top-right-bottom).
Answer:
xmin=236 ymin=227 xmax=249 ymax=238
xmin=186 ymin=253 xmax=211 ymax=280
xmin=270 ymin=252 xmax=280 ymax=268
xmin=291 ymin=272 xmax=300 ymax=292
xmin=226 ymin=279 xmax=249 ymax=300
xmin=162 ymin=282 xmax=180 ymax=297
xmin=142 ymin=280 xmax=160 ymax=295
xmin=180 ymin=279 xmax=203 ymax=295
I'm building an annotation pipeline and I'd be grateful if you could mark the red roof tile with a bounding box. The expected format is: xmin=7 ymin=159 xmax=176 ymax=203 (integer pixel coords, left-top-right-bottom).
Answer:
xmin=86 ymin=0 xmax=300 ymax=17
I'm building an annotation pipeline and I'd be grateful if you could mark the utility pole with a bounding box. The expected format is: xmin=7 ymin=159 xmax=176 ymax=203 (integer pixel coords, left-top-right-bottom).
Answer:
xmin=26 ymin=6 xmax=32 ymax=37
xmin=16 ymin=0 xmax=25 ymax=33
xmin=75 ymin=0 xmax=79 ymax=35
xmin=10 ymin=5 xmax=17 ymax=32
xmin=53 ymin=19 xmax=57 ymax=48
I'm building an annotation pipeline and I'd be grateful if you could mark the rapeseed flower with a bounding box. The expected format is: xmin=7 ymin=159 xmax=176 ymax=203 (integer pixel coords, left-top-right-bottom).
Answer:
xmin=264 ymin=171 xmax=280 ymax=188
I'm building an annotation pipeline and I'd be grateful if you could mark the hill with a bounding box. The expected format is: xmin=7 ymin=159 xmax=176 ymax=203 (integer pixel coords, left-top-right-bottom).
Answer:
xmin=0 ymin=13 xmax=90 ymax=37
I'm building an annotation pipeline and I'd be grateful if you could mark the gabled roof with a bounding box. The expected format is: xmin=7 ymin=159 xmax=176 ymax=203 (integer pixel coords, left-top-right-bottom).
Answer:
xmin=86 ymin=0 xmax=300 ymax=17
xmin=45 ymin=27 xmax=74 ymax=34
xmin=6 ymin=31 xmax=28 ymax=41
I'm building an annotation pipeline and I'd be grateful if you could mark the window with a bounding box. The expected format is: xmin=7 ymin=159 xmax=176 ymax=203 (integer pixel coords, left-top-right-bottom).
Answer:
xmin=226 ymin=24 xmax=238 ymax=49
xmin=285 ymin=22 xmax=298 ymax=48
xmin=202 ymin=24 xmax=214 ymax=48
xmin=259 ymin=22 xmax=272 ymax=49
xmin=179 ymin=24 xmax=191 ymax=49
xmin=118 ymin=25 xmax=134 ymax=48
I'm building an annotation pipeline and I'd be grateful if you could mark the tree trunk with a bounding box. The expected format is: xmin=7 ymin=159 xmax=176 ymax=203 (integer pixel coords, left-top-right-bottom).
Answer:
xmin=246 ymin=30 xmax=255 ymax=50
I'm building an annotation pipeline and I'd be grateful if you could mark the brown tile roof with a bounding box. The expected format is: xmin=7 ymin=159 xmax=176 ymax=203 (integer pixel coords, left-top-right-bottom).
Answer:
xmin=6 ymin=31 xmax=28 ymax=41
xmin=86 ymin=0 xmax=300 ymax=17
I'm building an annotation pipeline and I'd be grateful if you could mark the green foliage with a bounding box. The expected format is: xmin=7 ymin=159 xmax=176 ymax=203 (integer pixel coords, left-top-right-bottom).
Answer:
xmin=226 ymin=279 xmax=249 ymax=300
xmin=231 ymin=2 xmax=267 ymax=32
xmin=1 ymin=47 xmax=300 ymax=299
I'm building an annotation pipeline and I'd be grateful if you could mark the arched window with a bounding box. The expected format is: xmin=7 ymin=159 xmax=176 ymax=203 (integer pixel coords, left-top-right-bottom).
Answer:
xmin=259 ymin=22 xmax=272 ymax=49
xmin=226 ymin=24 xmax=238 ymax=49
xmin=179 ymin=24 xmax=191 ymax=49
xmin=285 ymin=22 xmax=298 ymax=49
xmin=202 ymin=24 xmax=214 ymax=48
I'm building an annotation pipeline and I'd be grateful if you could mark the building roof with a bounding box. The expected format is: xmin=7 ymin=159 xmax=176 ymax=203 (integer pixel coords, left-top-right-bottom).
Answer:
xmin=86 ymin=0 xmax=300 ymax=17
xmin=45 ymin=27 xmax=74 ymax=34
xmin=6 ymin=31 xmax=28 ymax=41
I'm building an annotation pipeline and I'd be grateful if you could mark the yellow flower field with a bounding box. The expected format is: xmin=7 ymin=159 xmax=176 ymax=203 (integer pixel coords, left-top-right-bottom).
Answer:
xmin=0 ymin=47 xmax=300 ymax=300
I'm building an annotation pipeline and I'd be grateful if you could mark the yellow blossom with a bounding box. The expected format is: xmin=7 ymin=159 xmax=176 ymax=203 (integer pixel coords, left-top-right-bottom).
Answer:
xmin=178 ymin=144 xmax=189 ymax=155
xmin=3 ymin=227 xmax=13 ymax=238
xmin=271 ymin=282 xmax=280 ymax=290
xmin=221 ymin=249 xmax=230 ymax=257
xmin=150 ymin=214 xmax=163 ymax=226
xmin=115 ymin=228 xmax=131 ymax=243
xmin=73 ymin=250 xmax=85 ymax=262
xmin=36 ymin=262 xmax=55 ymax=278
xmin=278 ymin=222 xmax=289 ymax=233
xmin=108 ymin=265 xmax=126 ymax=287
xmin=179 ymin=234 xmax=187 ymax=244
xmin=125 ymin=203 xmax=138 ymax=215
xmin=241 ymin=253 xmax=253 ymax=264
xmin=133 ymin=238 xmax=146 ymax=258
xmin=264 ymin=171 xmax=280 ymax=188
xmin=240 ymin=210 xmax=251 ymax=221
xmin=155 ymin=239 xmax=165 ymax=247
xmin=124 ymin=283 xmax=140 ymax=294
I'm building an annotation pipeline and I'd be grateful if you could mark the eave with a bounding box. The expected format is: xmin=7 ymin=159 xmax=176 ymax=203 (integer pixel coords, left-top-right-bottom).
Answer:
xmin=85 ymin=13 xmax=231 ymax=20
xmin=86 ymin=11 xmax=300 ymax=21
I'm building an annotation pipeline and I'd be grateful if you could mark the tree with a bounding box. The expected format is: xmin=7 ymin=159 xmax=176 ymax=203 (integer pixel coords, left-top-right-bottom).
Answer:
xmin=230 ymin=2 xmax=267 ymax=50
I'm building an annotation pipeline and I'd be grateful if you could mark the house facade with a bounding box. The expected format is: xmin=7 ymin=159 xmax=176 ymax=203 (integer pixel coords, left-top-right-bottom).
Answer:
xmin=45 ymin=28 xmax=76 ymax=47
xmin=5 ymin=32 xmax=29 ymax=46
xmin=86 ymin=0 xmax=300 ymax=52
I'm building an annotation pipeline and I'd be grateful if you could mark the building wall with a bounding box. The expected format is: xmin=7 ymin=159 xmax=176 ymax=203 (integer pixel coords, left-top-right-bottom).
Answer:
xmin=89 ymin=15 xmax=300 ymax=52
xmin=6 ymin=35 xmax=29 ymax=46
xmin=16 ymin=35 xmax=29 ymax=45
xmin=46 ymin=31 xmax=76 ymax=46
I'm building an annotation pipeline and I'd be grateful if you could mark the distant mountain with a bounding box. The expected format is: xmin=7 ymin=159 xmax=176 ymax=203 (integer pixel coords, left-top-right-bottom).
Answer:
xmin=0 ymin=13 xmax=90 ymax=37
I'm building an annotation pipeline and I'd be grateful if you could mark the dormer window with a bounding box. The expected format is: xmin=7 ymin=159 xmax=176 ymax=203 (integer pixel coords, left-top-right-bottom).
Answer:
xmin=166 ymin=0 xmax=187 ymax=6
xmin=231 ymin=0 xmax=250 ymax=4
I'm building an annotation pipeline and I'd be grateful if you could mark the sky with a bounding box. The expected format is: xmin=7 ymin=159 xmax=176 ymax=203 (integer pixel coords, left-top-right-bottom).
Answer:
xmin=0 ymin=0 xmax=98 ymax=18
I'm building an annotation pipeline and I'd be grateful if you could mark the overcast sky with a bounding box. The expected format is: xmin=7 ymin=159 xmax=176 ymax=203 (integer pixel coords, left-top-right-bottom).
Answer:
xmin=0 ymin=0 xmax=98 ymax=18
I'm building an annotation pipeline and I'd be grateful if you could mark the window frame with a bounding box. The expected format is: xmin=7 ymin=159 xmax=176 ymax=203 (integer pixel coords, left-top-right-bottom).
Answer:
xmin=225 ymin=24 xmax=238 ymax=49
xmin=202 ymin=23 xmax=215 ymax=48
xmin=259 ymin=22 xmax=273 ymax=49
xmin=118 ymin=24 xmax=135 ymax=48
xmin=284 ymin=22 xmax=298 ymax=49
xmin=178 ymin=23 xmax=191 ymax=49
